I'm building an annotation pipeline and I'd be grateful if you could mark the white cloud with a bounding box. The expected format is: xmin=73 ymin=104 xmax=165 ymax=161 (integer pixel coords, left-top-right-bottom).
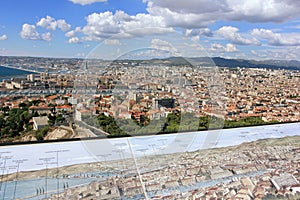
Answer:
xmin=124 ymin=13 xmax=173 ymax=36
xmin=225 ymin=43 xmax=238 ymax=52
xmin=144 ymin=0 xmax=300 ymax=29
xmin=146 ymin=0 xmax=228 ymax=28
xmin=82 ymin=11 xmax=123 ymax=40
xmin=37 ymin=16 xmax=71 ymax=32
xmin=104 ymin=39 xmax=122 ymax=45
xmin=183 ymin=42 xmax=205 ymax=51
xmin=41 ymin=32 xmax=52 ymax=41
xmin=252 ymin=28 xmax=300 ymax=46
xmin=69 ymin=0 xmax=107 ymax=5
xmin=121 ymin=48 xmax=173 ymax=60
xmin=216 ymin=26 xmax=261 ymax=45
xmin=68 ymin=36 xmax=81 ymax=43
xmin=284 ymin=46 xmax=300 ymax=60
xmin=146 ymin=0 xmax=229 ymax=14
xmin=210 ymin=43 xmax=238 ymax=53
xmin=81 ymin=10 xmax=173 ymax=41
xmin=20 ymin=24 xmax=40 ymax=40
xmin=65 ymin=31 xmax=75 ymax=38
xmin=250 ymin=46 xmax=300 ymax=60
xmin=0 ymin=34 xmax=7 ymax=41
xmin=65 ymin=27 xmax=81 ymax=37
xmin=184 ymin=28 xmax=212 ymax=41
xmin=20 ymin=24 xmax=52 ymax=42
xmin=185 ymin=28 xmax=212 ymax=38
xmin=37 ymin=16 xmax=57 ymax=30
xmin=57 ymin=19 xmax=71 ymax=32
xmin=226 ymin=0 xmax=300 ymax=23
xmin=73 ymin=1 xmax=300 ymax=43
xmin=251 ymin=50 xmax=259 ymax=56
xmin=150 ymin=38 xmax=179 ymax=55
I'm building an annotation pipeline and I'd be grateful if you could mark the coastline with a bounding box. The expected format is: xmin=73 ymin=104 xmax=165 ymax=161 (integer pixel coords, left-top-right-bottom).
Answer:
xmin=0 ymin=65 xmax=39 ymax=75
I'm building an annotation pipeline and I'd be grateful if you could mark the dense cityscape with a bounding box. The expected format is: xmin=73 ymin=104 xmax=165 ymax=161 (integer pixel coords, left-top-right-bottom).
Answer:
xmin=0 ymin=56 xmax=299 ymax=142
xmin=0 ymin=56 xmax=299 ymax=199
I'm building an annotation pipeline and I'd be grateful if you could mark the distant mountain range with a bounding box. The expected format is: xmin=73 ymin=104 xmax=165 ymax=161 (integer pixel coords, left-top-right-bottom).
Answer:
xmin=148 ymin=57 xmax=300 ymax=70
xmin=209 ymin=57 xmax=300 ymax=70
xmin=1 ymin=55 xmax=300 ymax=71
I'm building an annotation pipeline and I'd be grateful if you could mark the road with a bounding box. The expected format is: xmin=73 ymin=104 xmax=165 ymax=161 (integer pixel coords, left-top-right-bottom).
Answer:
xmin=75 ymin=120 xmax=110 ymax=137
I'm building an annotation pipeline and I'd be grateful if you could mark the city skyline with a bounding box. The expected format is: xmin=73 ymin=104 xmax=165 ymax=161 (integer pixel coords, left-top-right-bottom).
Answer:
xmin=0 ymin=0 xmax=300 ymax=60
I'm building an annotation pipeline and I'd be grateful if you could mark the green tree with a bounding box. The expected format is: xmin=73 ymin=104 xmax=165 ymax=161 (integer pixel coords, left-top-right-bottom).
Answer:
xmin=35 ymin=126 xmax=50 ymax=141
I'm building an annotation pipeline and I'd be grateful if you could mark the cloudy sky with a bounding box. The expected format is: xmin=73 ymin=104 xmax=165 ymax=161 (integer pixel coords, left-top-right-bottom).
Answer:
xmin=1 ymin=0 xmax=300 ymax=60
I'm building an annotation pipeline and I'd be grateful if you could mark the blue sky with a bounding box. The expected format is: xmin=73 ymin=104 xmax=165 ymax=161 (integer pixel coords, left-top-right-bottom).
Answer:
xmin=0 ymin=0 xmax=300 ymax=60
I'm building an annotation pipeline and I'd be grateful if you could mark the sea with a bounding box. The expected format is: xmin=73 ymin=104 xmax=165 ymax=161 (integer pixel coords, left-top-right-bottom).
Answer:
xmin=0 ymin=65 xmax=35 ymax=81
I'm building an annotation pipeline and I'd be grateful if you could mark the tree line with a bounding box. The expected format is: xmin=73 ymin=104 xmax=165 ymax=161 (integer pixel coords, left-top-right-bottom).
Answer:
xmin=95 ymin=112 xmax=278 ymax=137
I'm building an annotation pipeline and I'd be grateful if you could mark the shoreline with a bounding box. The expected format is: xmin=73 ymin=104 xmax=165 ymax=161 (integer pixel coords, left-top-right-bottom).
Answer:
xmin=0 ymin=65 xmax=39 ymax=75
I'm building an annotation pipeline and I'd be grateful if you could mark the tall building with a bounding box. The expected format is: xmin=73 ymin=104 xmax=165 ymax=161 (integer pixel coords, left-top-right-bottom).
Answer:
xmin=152 ymin=98 xmax=175 ymax=109
xmin=152 ymin=98 xmax=158 ymax=109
